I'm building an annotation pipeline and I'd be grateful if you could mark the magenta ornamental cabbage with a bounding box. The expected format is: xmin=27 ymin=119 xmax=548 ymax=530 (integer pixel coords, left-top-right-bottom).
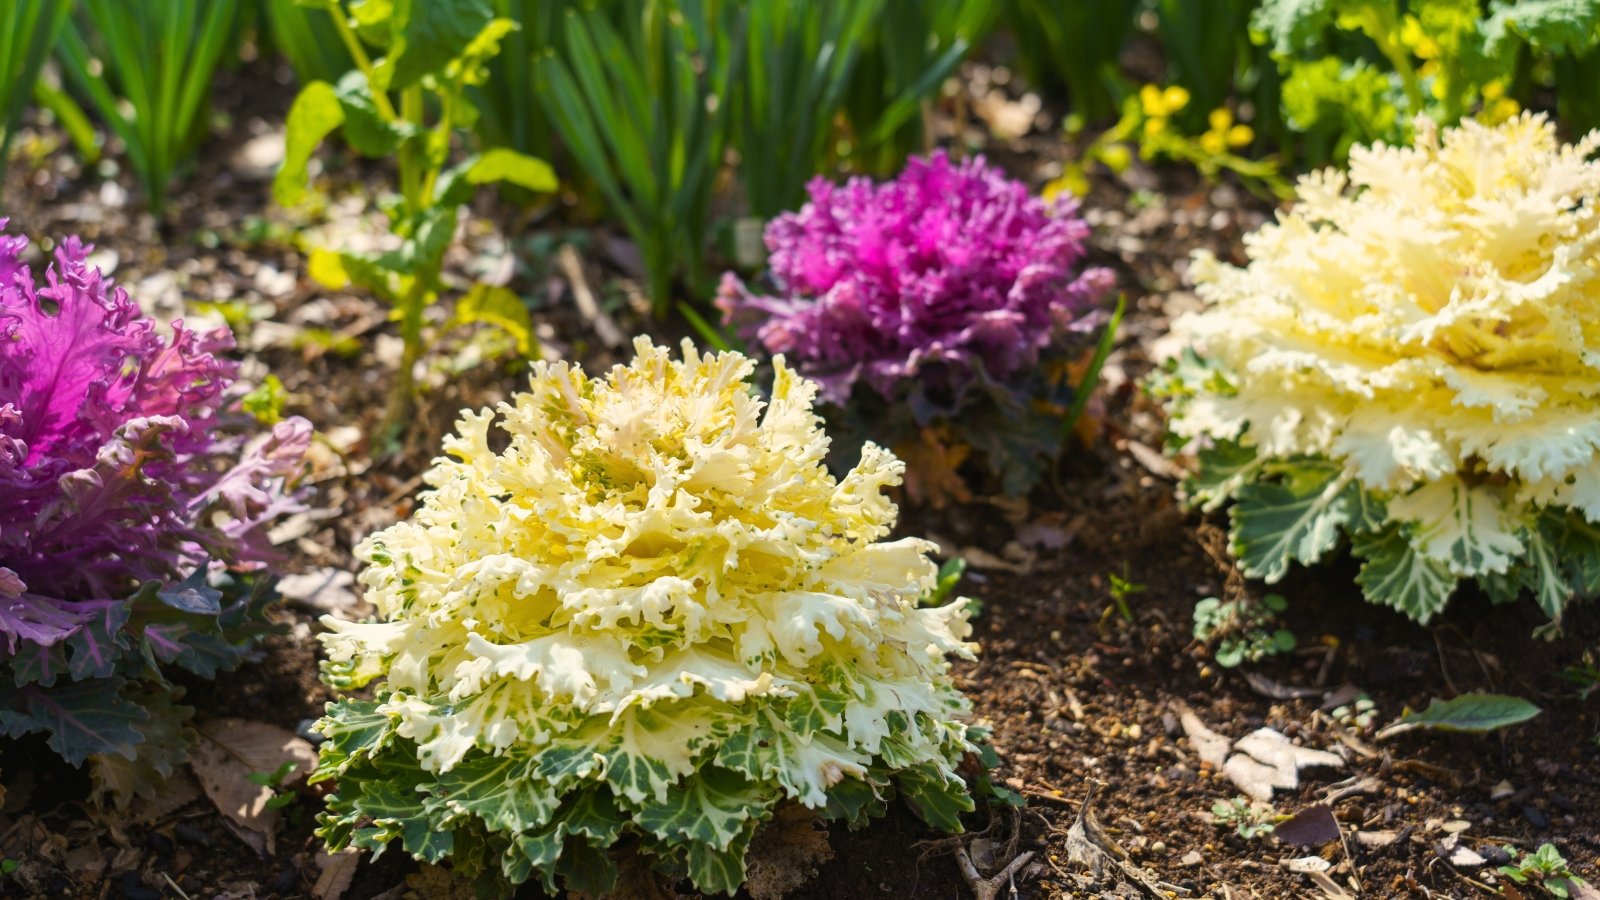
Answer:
xmin=718 ymin=151 xmax=1114 ymax=495
xmin=0 ymin=221 xmax=311 ymax=802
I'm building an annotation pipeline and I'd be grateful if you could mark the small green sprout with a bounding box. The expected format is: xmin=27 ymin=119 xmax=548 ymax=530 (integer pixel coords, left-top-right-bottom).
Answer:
xmin=247 ymin=760 xmax=301 ymax=811
xmin=1499 ymin=843 xmax=1587 ymax=898
xmin=1332 ymin=694 xmax=1378 ymax=731
xmin=1193 ymin=593 xmax=1296 ymax=668
xmin=1210 ymin=796 xmax=1278 ymax=840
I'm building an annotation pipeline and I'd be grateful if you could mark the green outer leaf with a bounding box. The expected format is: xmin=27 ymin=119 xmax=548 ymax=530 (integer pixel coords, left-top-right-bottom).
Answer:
xmin=1352 ymin=523 xmax=1456 ymax=623
xmin=1229 ymin=460 xmax=1356 ymax=582
xmin=629 ymin=766 xmax=766 ymax=853
xmin=897 ymin=762 xmax=974 ymax=832
xmin=0 ymin=678 xmax=148 ymax=766
xmin=275 ymin=80 xmax=345 ymax=206
xmin=430 ymin=753 xmax=559 ymax=834
xmin=1482 ymin=0 xmax=1600 ymax=55
xmin=1377 ymin=693 xmax=1541 ymax=740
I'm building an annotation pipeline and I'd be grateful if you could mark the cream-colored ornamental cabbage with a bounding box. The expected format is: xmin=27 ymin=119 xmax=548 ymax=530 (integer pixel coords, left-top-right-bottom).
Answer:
xmin=1157 ymin=114 xmax=1600 ymax=630
xmin=312 ymin=337 xmax=994 ymax=896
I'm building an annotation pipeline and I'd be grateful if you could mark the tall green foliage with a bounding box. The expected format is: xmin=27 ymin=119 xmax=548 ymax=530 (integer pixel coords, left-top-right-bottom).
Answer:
xmin=471 ymin=0 xmax=575 ymax=161
xmin=1006 ymin=0 xmax=1137 ymax=125
xmin=262 ymin=0 xmax=354 ymax=84
xmin=733 ymin=0 xmax=881 ymax=217
xmin=844 ymin=0 xmax=996 ymax=175
xmin=56 ymin=0 xmax=240 ymax=214
xmin=0 ymin=0 xmax=73 ymax=187
xmin=538 ymin=0 xmax=747 ymax=317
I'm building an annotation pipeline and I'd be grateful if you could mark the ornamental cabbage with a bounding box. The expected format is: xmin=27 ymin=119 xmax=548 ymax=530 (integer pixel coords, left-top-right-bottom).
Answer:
xmin=1156 ymin=115 xmax=1600 ymax=629
xmin=0 ymin=221 xmax=311 ymax=800
xmin=718 ymin=151 xmax=1114 ymax=496
xmin=314 ymin=337 xmax=991 ymax=896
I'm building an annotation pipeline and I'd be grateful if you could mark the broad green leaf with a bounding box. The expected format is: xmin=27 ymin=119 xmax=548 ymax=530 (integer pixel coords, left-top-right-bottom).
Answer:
xmin=382 ymin=0 xmax=494 ymax=91
xmin=312 ymin=699 xmax=394 ymax=779
xmin=897 ymin=762 xmax=973 ymax=832
xmin=89 ymin=685 xmax=194 ymax=809
xmin=630 ymin=767 xmax=766 ymax=852
xmin=821 ymin=775 xmax=887 ymax=827
xmin=1187 ymin=439 xmax=1259 ymax=509
xmin=1250 ymin=0 xmax=1340 ymax=53
xmin=275 ymin=80 xmax=344 ymax=205
xmin=451 ymin=283 xmax=535 ymax=356
xmin=334 ymin=71 xmax=413 ymax=157
xmin=0 ymin=678 xmax=148 ymax=766
xmin=1230 ymin=461 xmax=1357 ymax=581
xmin=1352 ymin=524 xmax=1456 ymax=623
xmin=1483 ymin=0 xmax=1600 ymax=55
xmin=436 ymin=148 xmax=557 ymax=206
xmin=1377 ymin=693 xmax=1541 ymax=739
xmin=430 ymin=753 xmax=559 ymax=833
xmin=683 ymin=825 xmax=760 ymax=896
xmin=1388 ymin=479 xmax=1525 ymax=577
xmin=1523 ymin=513 xmax=1572 ymax=621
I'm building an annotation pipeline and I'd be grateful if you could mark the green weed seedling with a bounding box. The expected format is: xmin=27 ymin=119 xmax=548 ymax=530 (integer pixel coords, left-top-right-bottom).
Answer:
xmin=1499 ymin=843 xmax=1588 ymax=899
xmin=1193 ymin=593 xmax=1296 ymax=668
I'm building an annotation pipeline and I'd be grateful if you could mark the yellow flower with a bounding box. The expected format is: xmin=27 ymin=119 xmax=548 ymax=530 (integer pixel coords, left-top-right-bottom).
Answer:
xmin=1200 ymin=131 xmax=1227 ymax=155
xmin=1140 ymin=83 xmax=1190 ymax=119
xmin=1227 ymin=124 xmax=1254 ymax=148
xmin=1143 ymin=117 xmax=1166 ymax=140
xmin=1208 ymin=108 xmax=1233 ymax=133
xmin=1399 ymin=15 xmax=1440 ymax=59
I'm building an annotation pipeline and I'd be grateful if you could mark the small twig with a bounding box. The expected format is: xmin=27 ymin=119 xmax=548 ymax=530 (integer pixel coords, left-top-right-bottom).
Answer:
xmin=161 ymin=873 xmax=194 ymax=900
xmin=955 ymin=846 xmax=1036 ymax=900
xmin=557 ymin=243 xmax=625 ymax=349
xmin=1020 ymin=788 xmax=1082 ymax=809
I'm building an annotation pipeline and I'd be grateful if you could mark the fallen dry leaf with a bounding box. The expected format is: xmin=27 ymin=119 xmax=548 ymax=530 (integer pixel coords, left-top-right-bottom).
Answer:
xmin=314 ymin=849 xmax=361 ymax=900
xmin=275 ymin=567 xmax=362 ymax=616
xmin=1226 ymin=728 xmax=1344 ymax=800
xmin=1274 ymin=804 xmax=1341 ymax=848
xmin=1281 ymin=855 xmax=1332 ymax=874
xmin=1179 ymin=710 xmax=1231 ymax=769
xmin=190 ymin=720 xmax=317 ymax=856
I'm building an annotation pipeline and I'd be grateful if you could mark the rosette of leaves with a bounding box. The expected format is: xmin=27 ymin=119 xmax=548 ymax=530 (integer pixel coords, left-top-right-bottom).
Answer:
xmin=1154 ymin=115 xmax=1600 ymax=633
xmin=313 ymin=337 xmax=997 ymax=896
xmin=0 ymin=222 xmax=311 ymax=802
xmin=717 ymin=151 xmax=1116 ymax=500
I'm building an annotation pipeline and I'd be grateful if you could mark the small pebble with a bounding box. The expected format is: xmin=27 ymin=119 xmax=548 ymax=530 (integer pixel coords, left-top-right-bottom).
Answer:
xmin=1150 ymin=841 xmax=1166 ymax=853
xmin=1521 ymin=805 xmax=1549 ymax=829
xmin=1181 ymin=850 xmax=1204 ymax=866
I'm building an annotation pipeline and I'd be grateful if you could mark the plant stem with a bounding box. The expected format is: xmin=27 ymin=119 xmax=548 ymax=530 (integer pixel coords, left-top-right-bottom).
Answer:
xmin=377 ymin=280 xmax=429 ymax=452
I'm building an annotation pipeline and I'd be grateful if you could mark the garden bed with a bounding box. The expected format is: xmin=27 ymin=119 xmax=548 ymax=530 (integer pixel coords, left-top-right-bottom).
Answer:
xmin=2 ymin=60 xmax=1597 ymax=900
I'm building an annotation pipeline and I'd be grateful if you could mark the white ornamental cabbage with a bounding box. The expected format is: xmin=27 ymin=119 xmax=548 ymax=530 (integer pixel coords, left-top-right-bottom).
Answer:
xmin=312 ymin=338 xmax=994 ymax=895
xmin=1158 ymin=114 xmax=1600 ymax=629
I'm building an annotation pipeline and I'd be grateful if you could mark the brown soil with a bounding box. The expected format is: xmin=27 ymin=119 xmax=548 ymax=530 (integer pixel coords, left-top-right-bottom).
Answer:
xmin=2 ymin=59 xmax=1597 ymax=900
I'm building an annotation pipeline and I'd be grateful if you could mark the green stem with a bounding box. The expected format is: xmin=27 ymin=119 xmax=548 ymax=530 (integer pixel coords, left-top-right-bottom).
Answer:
xmin=377 ymin=279 xmax=429 ymax=449
xmin=1359 ymin=7 xmax=1426 ymax=115
xmin=329 ymin=7 xmax=397 ymax=121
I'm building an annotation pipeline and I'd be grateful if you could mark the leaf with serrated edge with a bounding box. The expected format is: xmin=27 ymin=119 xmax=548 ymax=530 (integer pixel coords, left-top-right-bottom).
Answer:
xmin=1230 ymin=460 xmax=1355 ymax=582
xmin=1353 ymin=524 xmax=1456 ymax=623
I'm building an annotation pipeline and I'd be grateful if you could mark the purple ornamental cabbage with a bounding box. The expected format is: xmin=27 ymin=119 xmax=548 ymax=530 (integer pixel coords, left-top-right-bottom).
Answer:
xmin=0 ymin=220 xmax=310 ymax=795
xmin=718 ymin=152 xmax=1114 ymax=493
